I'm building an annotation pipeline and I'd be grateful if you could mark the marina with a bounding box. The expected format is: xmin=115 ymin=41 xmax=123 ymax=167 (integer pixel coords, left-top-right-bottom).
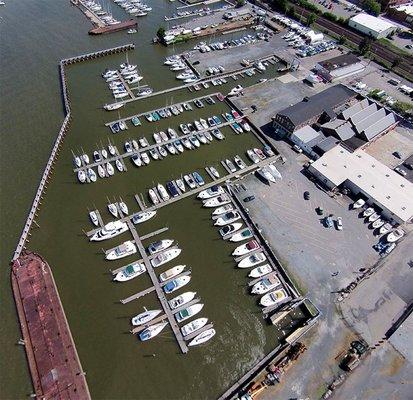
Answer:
xmin=6 ymin=2 xmax=317 ymax=398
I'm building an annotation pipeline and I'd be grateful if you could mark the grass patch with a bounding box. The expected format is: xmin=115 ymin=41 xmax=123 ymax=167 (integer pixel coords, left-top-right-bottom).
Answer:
xmin=378 ymin=38 xmax=411 ymax=57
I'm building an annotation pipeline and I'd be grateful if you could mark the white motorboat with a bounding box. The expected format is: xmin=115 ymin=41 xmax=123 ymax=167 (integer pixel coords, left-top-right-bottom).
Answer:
xmin=153 ymin=132 xmax=162 ymax=144
xmin=108 ymin=145 xmax=116 ymax=156
xmin=260 ymin=288 xmax=288 ymax=307
xmin=386 ymin=228 xmax=405 ymax=243
xmin=379 ymin=223 xmax=392 ymax=235
xmin=158 ymin=146 xmax=168 ymax=158
xmin=113 ymin=262 xmax=146 ymax=282
xmin=203 ymin=194 xmax=231 ymax=208
xmin=232 ymin=239 xmax=260 ymax=256
xmin=368 ymin=212 xmax=380 ymax=223
xmin=249 ymin=264 xmax=272 ymax=278
xmin=106 ymin=162 xmax=114 ymax=176
xmin=176 ymin=178 xmax=185 ymax=193
xmin=116 ymin=159 xmax=124 ymax=172
xmin=233 ymin=156 xmax=245 ymax=170
xmin=132 ymin=210 xmax=157 ymax=225
xmin=108 ymin=203 xmax=118 ymax=217
xmin=247 ymin=149 xmax=260 ymax=164
xmin=118 ymin=202 xmax=128 ymax=215
xmin=198 ymin=186 xmax=225 ymax=200
xmin=151 ymin=248 xmax=182 ymax=267
xmin=73 ymin=156 xmax=81 ymax=168
xmin=209 ymin=166 xmax=220 ymax=179
xmin=159 ymin=265 xmax=185 ymax=282
xmin=251 ymin=273 xmax=281 ymax=294
xmin=78 ymin=170 xmax=86 ymax=183
xmin=168 ymin=291 xmax=197 ymax=310
xmin=188 ymin=328 xmax=216 ymax=346
xmin=228 ymin=85 xmax=243 ymax=96
xmin=157 ymin=183 xmax=170 ymax=201
xmin=268 ymin=164 xmax=282 ymax=180
xmin=199 ymin=118 xmax=209 ymax=130
xmin=175 ymin=303 xmax=204 ymax=323
xmin=214 ymin=211 xmax=241 ymax=226
xmin=131 ymin=309 xmax=162 ymax=326
xmin=225 ymin=159 xmax=237 ymax=173
xmin=181 ymin=317 xmax=208 ymax=337
xmin=353 ymin=199 xmax=366 ymax=209
xmin=141 ymin=152 xmax=150 ymax=165
xmin=257 ymin=167 xmax=275 ymax=183
xmin=139 ymin=322 xmax=168 ymax=341
xmin=89 ymin=210 xmax=99 ymax=226
xmin=159 ymin=131 xmax=169 ymax=141
xmin=131 ymin=154 xmax=142 ymax=167
xmin=242 ymin=121 xmax=251 ymax=132
xmin=106 ymin=240 xmax=137 ymax=260
xmin=372 ymin=218 xmax=384 ymax=229
xmin=149 ymin=189 xmax=159 ymax=205
xmin=183 ymin=174 xmax=196 ymax=189
xmin=139 ymin=137 xmax=149 ymax=147
xmin=90 ymin=220 xmax=128 ymax=242
xmin=363 ymin=207 xmax=374 ymax=217
xmin=104 ymin=102 xmax=124 ymax=111
xmin=212 ymin=204 xmax=233 ymax=216
xmin=230 ymin=228 xmax=253 ymax=242
xmin=238 ymin=252 xmax=266 ymax=268
xmin=88 ymin=168 xmax=97 ymax=182
xmin=149 ymin=148 xmax=159 ymax=160
xmin=147 ymin=239 xmax=173 ymax=255
xmin=219 ymin=222 xmax=243 ymax=238
xmin=163 ymin=275 xmax=191 ymax=294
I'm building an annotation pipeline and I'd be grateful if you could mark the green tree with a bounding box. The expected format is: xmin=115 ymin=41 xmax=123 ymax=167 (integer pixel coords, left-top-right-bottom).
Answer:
xmin=273 ymin=0 xmax=288 ymax=13
xmin=157 ymin=26 xmax=165 ymax=39
xmin=338 ymin=35 xmax=346 ymax=45
xmin=306 ymin=12 xmax=317 ymax=26
xmin=235 ymin=0 xmax=245 ymax=8
xmin=359 ymin=37 xmax=372 ymax=55
xmin=362 ymin=0 xmax=381 ymax=16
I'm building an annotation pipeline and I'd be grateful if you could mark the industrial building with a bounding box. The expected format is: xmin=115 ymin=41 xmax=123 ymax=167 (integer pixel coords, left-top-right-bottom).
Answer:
xmin=308 ymin=145 xmax=413 ymax=224
xmin=273 ymin=84 xmax=357 ymax=133
xmin=314 ymin=53 xmax=366 ymax=82
xmin=290 ymin=126 xmax=325 ymax=158
xmin=348 ymin=13 xmax=397 ymax=38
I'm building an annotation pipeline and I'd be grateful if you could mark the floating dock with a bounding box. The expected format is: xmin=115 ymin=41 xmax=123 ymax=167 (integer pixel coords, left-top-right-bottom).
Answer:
xmin=11 ymin=251 xmax=91 ymax=399
xmin=89 ymin=20 xmax=138 ymax=35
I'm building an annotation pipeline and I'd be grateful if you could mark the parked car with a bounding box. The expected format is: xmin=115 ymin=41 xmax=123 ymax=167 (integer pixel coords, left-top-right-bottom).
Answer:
xmin=336 ymin=217 xmax=343 ymax=231
xmin=304 ymin=191 xmax=310 ymax=200
xmin=351 ymin=341 xmax=368 ymax=355
xmin=395 ymin=167 xmax=407 ymax=176
xmin=243 ymin=195 xmax=255 ymax=203
xmin=324 ymin=214 xmax=334 ymax=228
xmin=292 ymin=144 xmax=302 ymax=153
xmin=316 ymin=206 xmax=324 ymax=215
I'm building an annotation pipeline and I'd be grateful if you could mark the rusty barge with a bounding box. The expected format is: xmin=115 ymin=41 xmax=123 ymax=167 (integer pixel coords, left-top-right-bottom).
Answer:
xmin=11 ymin=251 xmax=90 ymax=399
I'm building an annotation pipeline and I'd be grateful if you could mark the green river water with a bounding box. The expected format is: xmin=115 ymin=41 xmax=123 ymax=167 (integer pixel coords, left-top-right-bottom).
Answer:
xmin=0 ymin=1 xmax=301 ymax=398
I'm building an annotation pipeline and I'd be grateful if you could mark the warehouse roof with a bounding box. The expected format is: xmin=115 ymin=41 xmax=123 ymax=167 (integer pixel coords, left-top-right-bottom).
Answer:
xmin=276 ymin=84 xmax=357 ymax=126
xmin=350 ymin=13 xmax=396 ymax=34
xmin=318 ymin=53 xmax=361 ymax=72
xmin=310 ymin=145 xmax=413 ymax=222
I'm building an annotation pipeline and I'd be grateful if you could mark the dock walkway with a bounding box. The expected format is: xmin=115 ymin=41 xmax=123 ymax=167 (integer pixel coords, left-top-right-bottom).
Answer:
xmin=126 ymin=220 xmax=189 ymax=353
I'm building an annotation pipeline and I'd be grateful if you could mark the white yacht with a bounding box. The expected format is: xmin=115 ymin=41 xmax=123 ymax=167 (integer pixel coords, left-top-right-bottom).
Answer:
xmin=214 ymin=211 xmax=241 ymax=226
xmin=131 ymin=309 xmax=162 ymax=326
xmin=168 ymin=291 xmax=196 ymax=310
xmin=203 ymin=194 xmax=231 ymax=208
xmin=219 ymin=222 xmax=243 ymax=238
xmin=132 ymin=210 xmax=156 ymax=225
xmin=232 ymin=240 xmax=260 ymax=256
xmin=260 ymin=288 xmax=288 ymax=307
xmin=88 ymin=168 xmax=97 ymax=182
xmin=163 ymin=275 xmax=191 ymax=294
xmin=90 ymin=221 xmax=128 ymax=242
xmin=197 ymin=185 xmax=224 ymax=200
xmin=257 ymin=167 xmax=276 ymax=183
xmin=119 ymin=201 xmax=128 ymax=215
xmin=249 ymin=264 xmax=272 ymax=278
xmin=181 ymin=317 xmax=208 ymax=337
xmin=151 ymin=248 xmax=182 ymax=267
xmin=175 ymin=178 xmax=185 ymax=193
xmin=147 ymin=239 xmax=173 ymax=255
xmin=159 ymin=265 xmax=185 ymax=282
xmin=175 ymin=303 xmax=204 ymax=323
xmin=108 ymin=203 xmax=118 ymax=217
xmin=104 ymin=102 xmax=124 ymax=111
xmin=230 ymin=228 xmax=253 ymax=242
xmin=238 ymin=252 xmax=266 ymax=268
xmin=78 ymin=170 xmax=86 ymax=183
xmin=73 ymin=156 xmax=81 ymax=168
xmin=89 ymin=210 xmax=99 ymax=226
xmin=212 ymin=204 xmax=233 ymax=216
xmin=386 ymin=229 xmax=405 ymax=243
xmin=157 ymin=183 xmax=170 ymax=201
xmin=106 ymin=240 xmax=137 ymax=260
xmin=113 ymin=262 xmax=146 ymax=282
xmin=188 ymin=328 xmax=216 ymax=346
xmin=209 ymin=166 xmax=220 ymax=179
xmin=251 ymin=273 xmax=281 ymax=295
xmin=106 ymin=162 xmax=115 ymax=176
xmin=139 ymin=322 xmax=168 ymax=341
xmin=149 ymin=189 xmax=159 ymax=205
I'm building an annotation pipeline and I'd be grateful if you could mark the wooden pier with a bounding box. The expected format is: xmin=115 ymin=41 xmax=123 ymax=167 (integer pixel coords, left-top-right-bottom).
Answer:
xmin=120 ymin=286 xmax=156 ymax=304
xmin=125 ymin=220 xmax=189 ymax=354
